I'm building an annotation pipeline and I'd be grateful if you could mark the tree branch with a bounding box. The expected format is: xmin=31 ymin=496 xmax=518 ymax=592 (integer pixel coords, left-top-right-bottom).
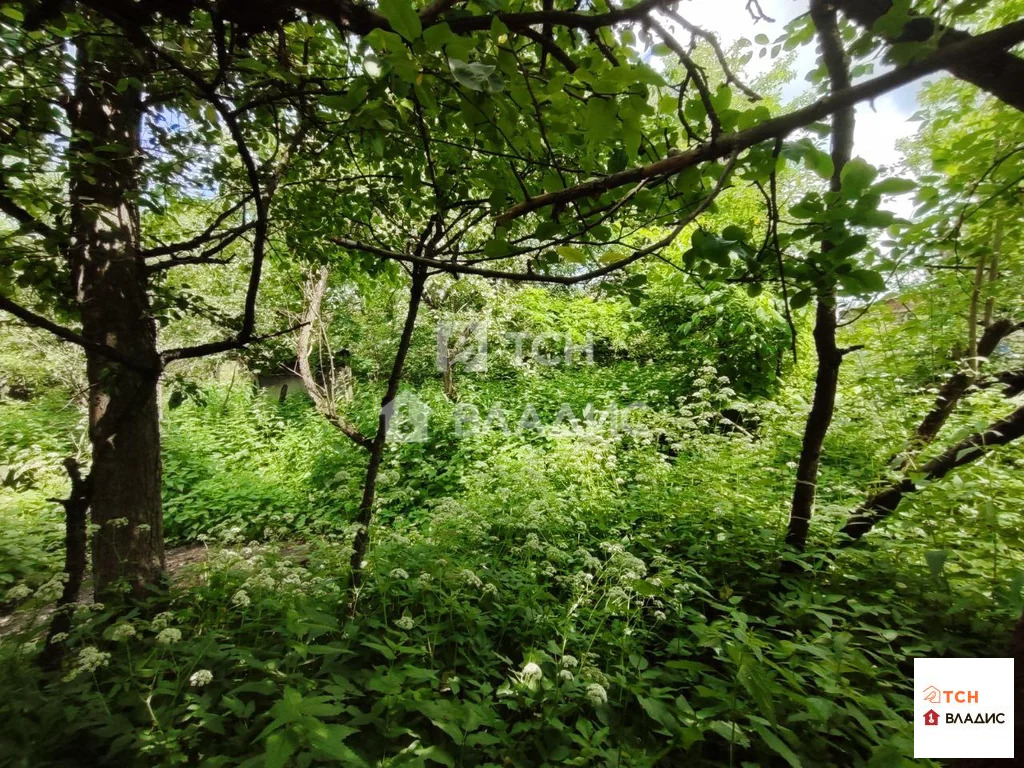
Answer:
xmin=835 ymin=0 xmax=1024 ymax=113
xmin=161 ymin=322 xmax=307 ymax=365
xmin=0 ymin=295 xmax=153 ymax=371
xmin=842 ymin=403 xmax=1024 ymax=541
xmin=497 ymin=19 xmax=1024 ymax=223
xmin=333 ymin=152 xmax=737 ymax=285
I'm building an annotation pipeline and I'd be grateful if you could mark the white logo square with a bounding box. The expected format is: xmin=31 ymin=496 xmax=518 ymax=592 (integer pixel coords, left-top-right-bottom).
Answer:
xmin=914 ymin=657 xmax=1014 ymax=759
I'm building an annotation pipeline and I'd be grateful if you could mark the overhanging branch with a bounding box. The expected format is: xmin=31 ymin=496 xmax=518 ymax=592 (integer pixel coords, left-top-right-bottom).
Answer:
xmin=497 ymin=19 xmax=1024 ymax=223
xmin=333 ymin=152 xmax=738 ymax=284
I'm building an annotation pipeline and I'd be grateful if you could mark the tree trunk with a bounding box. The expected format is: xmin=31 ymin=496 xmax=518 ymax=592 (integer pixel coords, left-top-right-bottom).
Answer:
xmin=785 ymin=0 xmax=854 ymax=552
xmin=786 ymin=292 xmax=842 ymax=550
xmin=69 ymin=33 xmax=164 ymax=601
xmin=349 ymin=266 xmax=427 ymax=601
xmin=441 ymin=358 xmax=458 ymax=401
xmin=841 ymin=403 xmax=1024 ymax=540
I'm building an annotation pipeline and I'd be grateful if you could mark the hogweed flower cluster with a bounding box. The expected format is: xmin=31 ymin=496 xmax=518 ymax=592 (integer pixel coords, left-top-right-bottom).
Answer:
xmin=109 ymin=622 xmax=136 ymax=641
xmin=585 ymin=683 xmax=608 ymax=706
xmin=64 ymin=646 xmax=111 ymax=681
xmin=156 ymin=628 xmax=182 ymax=646
xmin=519 ymin=661 xmax=543 ymax=689
xmin=459 ymin=569 xmax=483 ymax=589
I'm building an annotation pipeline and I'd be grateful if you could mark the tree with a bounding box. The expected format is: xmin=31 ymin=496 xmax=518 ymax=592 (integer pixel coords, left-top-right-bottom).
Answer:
xmin=0 ymin=8 xmax=308 ymax=597
xmin=840 ymin=44 xmax=1024 ymax=542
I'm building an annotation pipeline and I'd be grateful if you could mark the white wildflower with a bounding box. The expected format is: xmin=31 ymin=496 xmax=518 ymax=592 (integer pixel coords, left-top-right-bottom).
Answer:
xmin=459 ymin=569 xmax=483 ymax=589
xmin=558 ymin=669 xmax=574 ymax=682
xmin=395 ymin=616 xmax=415 ymax=630
xmin=109 ymin=623 xmax=136 ymax=641
xmin=482 ymin=582 xmax=498 ymax=596
xmin=653 ymin=610 xmax=667 ymax=622
xmin=585 ymin=683 xmax=608 ymax=706
xmin=156 ymin=628 xmax=182 ymax=646
xmin=606 ymin=586 xmax=630 ymax=611
xmin=63 ymin=646 xmax=110 ymax=681
xmin=418 ymin=572 xmax=433 ymax=585
xmin=189 ymin=669 xmax=213 ymax=688
xmin=389 ymin=568 xmax=410 ymax=580
xmin=520 ymin=662 xmax=543 ymax=684
xmin=151 ymin=611 xmax=174 ymax=630
xmin=244 ymin=573 xmax=275 ymax=591
xmin=34 ymin=576 xmax=66 ymax=602
xmin=231 ymin=589 xmax=251 ymax=608
xmin=560 ymin=655 xmax=578 ymax=669
xmin=49 ymin=632 xmax=68 ymax=644
xmin=581 ymin=665 xmax=609 ymax=687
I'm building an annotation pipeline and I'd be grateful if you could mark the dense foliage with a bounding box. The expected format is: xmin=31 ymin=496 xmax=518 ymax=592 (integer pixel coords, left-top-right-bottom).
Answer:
xmin=2 ymin=0 xmax=1024 ymax=765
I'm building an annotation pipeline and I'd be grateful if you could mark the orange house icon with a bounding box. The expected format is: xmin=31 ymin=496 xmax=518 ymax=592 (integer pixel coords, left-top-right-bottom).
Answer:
xmin=924 ymin=709 xmax=940 ymax=726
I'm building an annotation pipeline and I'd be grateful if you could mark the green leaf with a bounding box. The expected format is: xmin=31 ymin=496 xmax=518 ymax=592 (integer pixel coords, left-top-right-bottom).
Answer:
xmin=737 ymin=659 xmax=777 ymax=726
xmin=449 ymin=59 xmax=499 ymax=92
xmin=871 ymin=177 xmax=916 ymax=195
xmin=637 ymin=696 xmax=679 ymax=731
xmin=263 ymin=731 xmax=297 ymax=768
xmin=378 ymin=0 xmax=422 ymax=41
xmin=721 ymin=225 xmax=746 ymax=242
xmin=749 ymin=722 xmax=803 ymax=768
xmin=839 ymin=158 xmax=877 ymax=197
xmin=925 ymin=549 xmax=949 ymax=578
xmin=789 ymin=289 xmax=812 ymax=310
xmin=557 ymin=245 xmax=587 ymax=264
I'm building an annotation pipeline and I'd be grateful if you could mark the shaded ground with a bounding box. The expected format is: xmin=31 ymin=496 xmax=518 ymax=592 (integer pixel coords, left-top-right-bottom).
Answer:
xmin=0 ymin=543 xmax=212 ymax=639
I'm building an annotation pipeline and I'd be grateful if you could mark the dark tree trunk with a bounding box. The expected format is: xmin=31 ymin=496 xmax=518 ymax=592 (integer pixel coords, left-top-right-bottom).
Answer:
xmin=39 ymin=459 xmax=91 ymax=672
xmin=785 ymin=0 xmax=854 ymax=552
xmin=841 ymin=404 xmax=1024 ymax=540
xmin=69 ymin=33 xmax=164 ymax=601
xmin=786 ymin=293 xmax=842 ymax=550
xmin=349 ymin=266 xmax=427 ymax=600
